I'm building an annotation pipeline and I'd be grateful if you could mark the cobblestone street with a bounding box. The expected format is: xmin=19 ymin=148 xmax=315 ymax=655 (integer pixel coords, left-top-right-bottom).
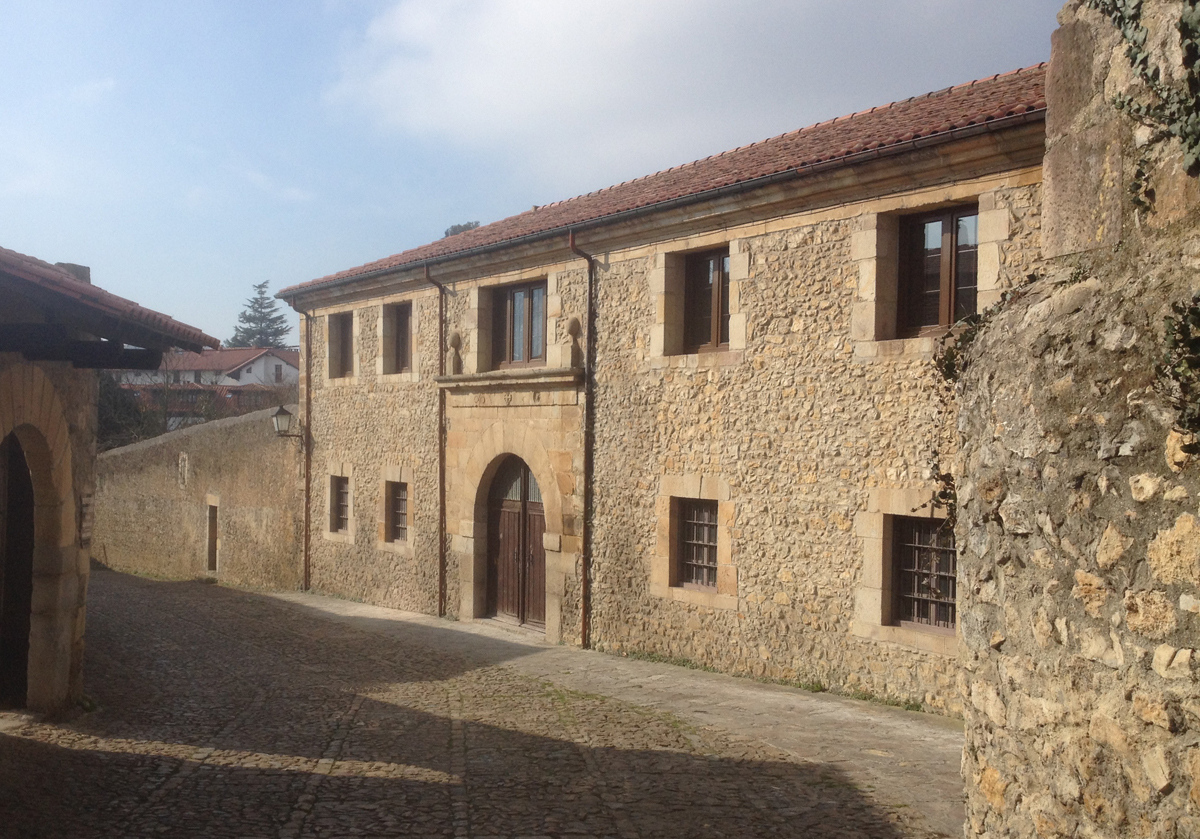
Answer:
xmin=0 ymin=568 xmax=962 ymax=838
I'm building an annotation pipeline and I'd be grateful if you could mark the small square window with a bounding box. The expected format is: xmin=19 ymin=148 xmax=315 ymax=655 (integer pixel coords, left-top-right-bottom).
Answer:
xmin=383 ymin=303 xmax=412 ymax=374
xmin=684 ymin=248 xmax=730 ymax=352
xmin=328 ymin=312 xmax=354 ymax=379
xmin=677 ymin=498 xmax=718 ymax=590
xmin=385 ymin=480 xmax=408 ymax=542
xmin=898 ymin=206 xmax=978 ymax=336
xmin=330 ymin=475 xmax=350 ymax=533
xmin=492 ymin=282 xmax=546 ymax=368
xmin=892 ymin=516 xmax=957 ymax=633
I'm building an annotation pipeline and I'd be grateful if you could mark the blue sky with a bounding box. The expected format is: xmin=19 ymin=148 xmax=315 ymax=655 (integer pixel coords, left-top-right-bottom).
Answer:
xmin=0 ymin=1 xmax=1062 ymax=344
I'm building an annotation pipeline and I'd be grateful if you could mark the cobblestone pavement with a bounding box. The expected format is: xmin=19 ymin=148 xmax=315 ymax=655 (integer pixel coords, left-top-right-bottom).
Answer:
xmin=0 ymin=568 xmax=961 ymax=838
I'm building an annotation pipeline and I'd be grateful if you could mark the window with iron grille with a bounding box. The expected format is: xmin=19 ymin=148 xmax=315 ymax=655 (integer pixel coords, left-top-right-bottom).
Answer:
xmin=330 ymin=475 xmax=350 ymax=533
xmin=385 ymin=480 xmax=408 ymax=542
xmin=892 ymin=516 xmax=956 ymax=632
xmin=677 ymin=498 xmax=718 ymax=589
xmin=492 ymin=281 xmax=546 ymax=368
xmin=898 ymin=206 xmax=978 ymax=336
xmin=683 ymin=248 xmax=731 ymax=352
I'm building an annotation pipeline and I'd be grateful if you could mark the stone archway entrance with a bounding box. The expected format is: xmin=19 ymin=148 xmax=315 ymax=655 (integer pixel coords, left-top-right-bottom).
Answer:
xmin=0 ymin=432 xmax=34 ymax=708
xmin=486 ymin=456 xmax=545 ymax=630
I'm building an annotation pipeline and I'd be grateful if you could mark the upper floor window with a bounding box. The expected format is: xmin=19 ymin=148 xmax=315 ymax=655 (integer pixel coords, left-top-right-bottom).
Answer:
xmin=492 ymin=281 xmax=546 ymax=368
xmin=898 ymin=207 xmax=978 ymax=336
xmin=383 ymin=303 xmax=412 ymax=375
xmin=328 ymin=312 xmax=354 ymax=379
xmin=274 ymin=364 xmax=283 ymax=383
xmin=892 ymin=516 xmax=956 ymax=633
xmin=684 ymin=248 xmax=730 ymax=352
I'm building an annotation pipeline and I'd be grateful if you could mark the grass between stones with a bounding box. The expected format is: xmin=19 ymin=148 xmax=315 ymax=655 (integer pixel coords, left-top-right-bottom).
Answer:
xmin=612 ymin=649 xmax=924 ymax=713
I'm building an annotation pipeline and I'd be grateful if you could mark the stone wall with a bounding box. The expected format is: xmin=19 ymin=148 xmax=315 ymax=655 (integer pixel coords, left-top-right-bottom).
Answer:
xmin=303 ymin=293 xmax=444 ymax=614
xmin=0 ymin=355 xmax=97 ymax=712
xmin=91 ymin=406 xmax=302 ymax=591
xmin=587 ymin=179 xmax=1042 ymax=716
xmin=958 ymin=1 xmax=1200 ymax=834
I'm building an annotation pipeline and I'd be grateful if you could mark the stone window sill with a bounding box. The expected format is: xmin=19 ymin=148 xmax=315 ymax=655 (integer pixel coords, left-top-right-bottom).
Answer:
xmin=435 ymin=367 xmax=583 ymax=391
xmin=650 ymin=581 xmax=738 ymax=611
xmin=376 ymin=539 xmax=414 ymax=558
xmin=850 ymin=619 xmax=959 ymax=656
xmin=852 ymin=336 xmax=938 ymax=361
xmin=650 ymin=350 xmax=743 ymax=370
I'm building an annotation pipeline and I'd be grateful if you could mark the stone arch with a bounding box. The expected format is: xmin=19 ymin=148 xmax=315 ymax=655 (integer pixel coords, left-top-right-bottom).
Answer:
xmin=0 ymin=364 xmax=81 ymax=712
xmin=456 ymin=420 xmax=569 ymax=641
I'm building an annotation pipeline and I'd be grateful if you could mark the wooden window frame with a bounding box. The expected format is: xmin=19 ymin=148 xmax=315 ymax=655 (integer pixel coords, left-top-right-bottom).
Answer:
xmin=328 ymin=312 xmax=355 ymax=379
xmin=683 ymin=248 xmax=731 ymax=353
xmin=897 ymin=205 xmax=978 ymax=337
xmin=676 ymin=498 xmax=718 ymax=591
xmin=891 ymin=515 xmax=957 ymax=635
xmin=492 ymin=281 xmax=547 ymax=369
xmin=387 ymin=303 xmax=412 ymax=374
xmin=384 ymin=480 xmax=408 ymax=543
xmin=330 ymin=475 xmax=350 ymax=533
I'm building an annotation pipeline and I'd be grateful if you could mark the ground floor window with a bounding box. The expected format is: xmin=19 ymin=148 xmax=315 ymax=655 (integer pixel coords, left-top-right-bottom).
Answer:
xmin=330 ymin=475 xmax=350 ymax=533
xmin=677 ymin=498 xmax=718 ymax=590
xmin=892 ymin=516 xmax=956 ymax=632
xmin=385 ymin=480 xmax=408 ymax=542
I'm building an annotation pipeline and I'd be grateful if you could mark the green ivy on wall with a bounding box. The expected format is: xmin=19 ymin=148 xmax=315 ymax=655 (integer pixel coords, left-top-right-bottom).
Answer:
xmin=1085 ymin=0 xmax=1200 ymax=171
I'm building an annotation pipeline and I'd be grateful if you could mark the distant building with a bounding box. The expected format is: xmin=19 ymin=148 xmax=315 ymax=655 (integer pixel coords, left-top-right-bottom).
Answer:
xmin=119 ymin=346 xmax=300 ymax=387
xmin=117 ymin=347 xmax=300 ymax=430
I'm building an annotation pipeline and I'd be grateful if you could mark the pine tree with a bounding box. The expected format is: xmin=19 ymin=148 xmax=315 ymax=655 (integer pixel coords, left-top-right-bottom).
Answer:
xmin=228 ymin=281 xmax=291 ymax=347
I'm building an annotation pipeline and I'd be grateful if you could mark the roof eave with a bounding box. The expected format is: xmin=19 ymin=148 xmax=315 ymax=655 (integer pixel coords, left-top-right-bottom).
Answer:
xmin=278 ymin=108 xmax=1046 ymax=306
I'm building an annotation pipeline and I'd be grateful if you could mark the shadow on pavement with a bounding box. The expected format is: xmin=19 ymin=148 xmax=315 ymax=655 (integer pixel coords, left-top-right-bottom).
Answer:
xmin=0 ymin=568 xmax=921 ymax=838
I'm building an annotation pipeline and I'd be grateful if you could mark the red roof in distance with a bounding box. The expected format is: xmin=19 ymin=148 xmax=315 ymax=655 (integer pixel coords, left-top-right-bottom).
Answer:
xmin=281 ymin=63 xmax=1047 ymax=299
xmin=160 ymin=347 xmax=300 ymax=375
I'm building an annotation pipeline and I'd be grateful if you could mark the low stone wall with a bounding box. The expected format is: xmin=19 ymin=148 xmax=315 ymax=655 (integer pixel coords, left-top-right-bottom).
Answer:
xmin=91 ymin=406 xmax=303 ymax=590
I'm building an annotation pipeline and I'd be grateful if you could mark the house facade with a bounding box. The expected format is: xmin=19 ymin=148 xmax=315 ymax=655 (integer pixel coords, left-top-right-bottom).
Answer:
xmin=279 ymin=66 xmax=1047 ymax=713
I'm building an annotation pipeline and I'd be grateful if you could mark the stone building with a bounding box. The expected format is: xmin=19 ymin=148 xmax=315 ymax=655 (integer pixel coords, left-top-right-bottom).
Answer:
xmin=278 ymin=65 xmax=1047 ymax=712
xmin=0 ymin=246 xmax=216 ymax=713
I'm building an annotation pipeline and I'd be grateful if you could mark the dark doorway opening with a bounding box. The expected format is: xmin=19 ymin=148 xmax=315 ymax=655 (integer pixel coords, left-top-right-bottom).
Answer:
xmin=486 ymin=456 xmax=545 ymax=630
xmin=0 ymin=433 xmax=34 ymax=708
xmin=207 ymin=505 xmax=218 ymax=573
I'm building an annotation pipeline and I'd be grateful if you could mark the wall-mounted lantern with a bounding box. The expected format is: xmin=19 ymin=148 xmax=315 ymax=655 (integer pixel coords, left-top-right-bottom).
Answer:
xmin=272 ymin=405 xmax=303 ymax=441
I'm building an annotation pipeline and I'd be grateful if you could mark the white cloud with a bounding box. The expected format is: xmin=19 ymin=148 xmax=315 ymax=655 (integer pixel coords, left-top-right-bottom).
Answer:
xmin=70 ymin=77 xmax=116 ymax=105
xmin=329 ymin=0 xmax=1059 ymax=195
xmin=244 ymin=168 xmax=313 ymax=203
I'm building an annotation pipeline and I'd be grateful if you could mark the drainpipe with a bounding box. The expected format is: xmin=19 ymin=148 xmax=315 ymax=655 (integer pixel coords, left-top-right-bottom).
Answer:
xmin=301 ymin=310 xmax=313 ymax=591
xmin=568 ymin=230 xmax=596 ymax=649
xmin=426 ymin=263 xmax=448 ymax=618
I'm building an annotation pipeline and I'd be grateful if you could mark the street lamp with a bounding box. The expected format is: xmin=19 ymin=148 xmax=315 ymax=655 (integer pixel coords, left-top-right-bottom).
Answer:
xmin=272 ymin=405 xmax=303 ymax=440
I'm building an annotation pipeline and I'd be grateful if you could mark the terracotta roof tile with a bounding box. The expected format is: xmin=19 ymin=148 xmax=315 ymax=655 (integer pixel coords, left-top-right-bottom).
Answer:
xmin=281 ymin=63 xmax=1046 ymax=299
xmin=161 ymin=347 xmax=300 ymax=374
xmin=0 ymin=246 xmax=219 ymax=351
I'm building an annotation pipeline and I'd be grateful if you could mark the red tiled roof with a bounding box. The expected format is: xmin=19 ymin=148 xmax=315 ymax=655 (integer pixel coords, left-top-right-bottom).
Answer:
xmin=161 ymin=347 xmax=300 ymax=374
xmin=281 ymin=64 xmax=1046 ymax=299
xmin=0 ymin=246 xmax=219 ymax=352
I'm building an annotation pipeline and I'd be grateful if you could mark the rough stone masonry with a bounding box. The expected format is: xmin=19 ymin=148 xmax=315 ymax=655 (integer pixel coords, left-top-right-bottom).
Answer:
xmin=957 ymin=1 xmax=1200 ymax=835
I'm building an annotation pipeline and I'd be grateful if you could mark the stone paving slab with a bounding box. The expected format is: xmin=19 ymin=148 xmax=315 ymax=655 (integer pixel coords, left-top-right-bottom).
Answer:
xmin=0 ymin=568 xmax=962 ymax=838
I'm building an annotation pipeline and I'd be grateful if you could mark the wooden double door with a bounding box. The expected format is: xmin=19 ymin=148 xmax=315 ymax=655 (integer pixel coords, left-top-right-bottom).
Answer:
xmin=486 ymin=457 xmax=545 ymax=629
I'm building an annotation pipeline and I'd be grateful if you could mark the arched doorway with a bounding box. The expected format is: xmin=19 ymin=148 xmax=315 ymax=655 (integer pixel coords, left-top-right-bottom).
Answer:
xmin=486 ymin=456 xmax=545 ymax=629
xmin=0 ymin=432 xmax=34 ymax=708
